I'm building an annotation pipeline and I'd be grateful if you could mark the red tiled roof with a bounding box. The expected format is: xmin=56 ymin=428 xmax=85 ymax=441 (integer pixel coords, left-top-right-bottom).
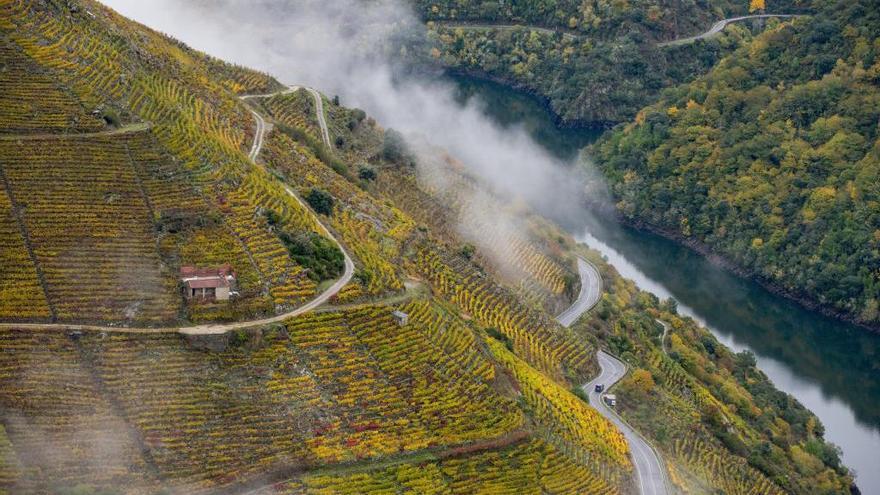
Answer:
xmin=180 ymin=264 xmax=233 ymax=278
xmin=185 ymin=277 xmax=230 ymax=289
xmin=180 ymin=265 xmax=235 ymax=290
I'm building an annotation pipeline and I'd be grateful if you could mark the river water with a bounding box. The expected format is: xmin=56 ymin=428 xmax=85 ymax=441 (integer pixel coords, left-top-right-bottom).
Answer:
xmin=450 ymin=75 xmax=880 ymax=492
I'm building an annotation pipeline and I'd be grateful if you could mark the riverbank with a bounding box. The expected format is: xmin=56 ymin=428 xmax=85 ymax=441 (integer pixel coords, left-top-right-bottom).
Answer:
xmin=438 ymin=72 xmax=880 ymax=491
xmin=439 ymin=67 xmax=617 ymax=130
xmin=583 ymin=197 xmax=880 ymax=335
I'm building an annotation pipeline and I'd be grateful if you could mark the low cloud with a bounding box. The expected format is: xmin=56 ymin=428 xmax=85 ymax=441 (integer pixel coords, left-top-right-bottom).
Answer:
xmin=101 ymin=0 xmax=601 ymax=264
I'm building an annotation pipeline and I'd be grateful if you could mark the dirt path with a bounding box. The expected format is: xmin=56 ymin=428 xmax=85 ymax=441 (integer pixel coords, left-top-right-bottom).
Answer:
xmin=0 ymin=89 xmax=354 ymax=335
xmin=227 ymin=429 xmax=532 ymax=495
xmin=0 ymin=122 xmax=152 ymax=140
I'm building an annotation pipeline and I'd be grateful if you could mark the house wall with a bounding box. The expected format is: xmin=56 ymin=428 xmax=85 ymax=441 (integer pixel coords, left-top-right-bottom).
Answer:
xmin=216 ymin=286 xmax=230 ymax=301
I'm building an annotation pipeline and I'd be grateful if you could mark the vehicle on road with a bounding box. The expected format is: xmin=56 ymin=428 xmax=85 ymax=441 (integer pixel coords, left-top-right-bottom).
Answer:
xmin=595 ymin=384 xmax=604 ymax=393
xmin=603 ymin=394 xmax=617 ymax=407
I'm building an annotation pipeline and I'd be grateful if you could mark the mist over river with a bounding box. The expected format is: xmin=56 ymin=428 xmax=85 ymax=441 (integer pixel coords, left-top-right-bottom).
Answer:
xmin=449 ymin=75 xmax=880 ymax=493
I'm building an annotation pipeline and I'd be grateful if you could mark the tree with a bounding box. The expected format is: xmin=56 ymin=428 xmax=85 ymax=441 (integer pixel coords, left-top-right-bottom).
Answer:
xmin=358 ymin=166 xmax=377 ymax=181
xmin=305 ymin=189 xmax=334 ymax=215
xmin=382 ymin=128 xmax=414 ymax=166
xmin=749 ymin=0 xmax=765 ymax=13
xmin=628 ymin=369 xmax=655 ymax=395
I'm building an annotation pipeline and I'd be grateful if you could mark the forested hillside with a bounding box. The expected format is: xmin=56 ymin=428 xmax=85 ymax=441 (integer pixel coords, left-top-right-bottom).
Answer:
xmin=412 ymin=0 xmax=808 ymax=124
xmin=593 ymin=0 xmax=880 ymax=329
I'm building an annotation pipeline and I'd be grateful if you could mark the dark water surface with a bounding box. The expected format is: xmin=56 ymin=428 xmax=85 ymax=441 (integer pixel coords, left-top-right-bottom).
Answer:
xmin=450 ymin=75 xmax=880 ymax=492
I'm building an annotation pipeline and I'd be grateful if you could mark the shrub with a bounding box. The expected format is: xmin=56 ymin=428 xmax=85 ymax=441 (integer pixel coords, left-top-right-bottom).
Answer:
xmin=279 ymin=231 xmax=344 ymax=282
xmin=358 ymin=166 xmax=377 ymax=181
xmin=306 ymin=189 xmax=334 ymax=215
xmin=382 ymin=128 xmax=415 ymax=166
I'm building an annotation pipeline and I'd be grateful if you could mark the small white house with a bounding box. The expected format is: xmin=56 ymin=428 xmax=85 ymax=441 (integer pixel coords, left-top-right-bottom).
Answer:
xmin=391 ymin=310 xmax=409 ymax=326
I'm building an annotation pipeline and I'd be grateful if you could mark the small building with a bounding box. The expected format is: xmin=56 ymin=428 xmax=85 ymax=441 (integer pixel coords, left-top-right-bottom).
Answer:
xmin=391 ymin=310 xmax=409 ymax=327
xmin=603 ymin=394 xmax=617 ymax=407
xmin=181 ymin=265 xmax=236 ymax=301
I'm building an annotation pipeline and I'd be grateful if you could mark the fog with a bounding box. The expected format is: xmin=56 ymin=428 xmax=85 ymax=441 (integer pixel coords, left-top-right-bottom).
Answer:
xmin=99 ymin=0 xmax=601 ymax=238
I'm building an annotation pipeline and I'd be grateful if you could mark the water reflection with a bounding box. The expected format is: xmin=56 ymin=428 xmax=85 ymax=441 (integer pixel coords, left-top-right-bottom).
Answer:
xmin=450 ymin=74 xmax=880 ymax=491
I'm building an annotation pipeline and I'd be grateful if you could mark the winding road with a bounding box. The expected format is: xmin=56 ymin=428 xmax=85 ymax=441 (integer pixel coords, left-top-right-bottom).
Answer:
xmin=555 ymin=258 xmax=669 ymax=495
xmin=556 ymin=258 xmax=602 ymax=327
xmin=434 ymin=14 xmax=801 ymax=48
xmin=584 ymin=352 xmax=669 ymax=495
xmin=657 ymin=319 xmax=669 ymax=355
xmin=1 ymin=87 xmax=354 ymax=335
xmin=658 ymin=14 xmax=800 ymax=46
xmin=183 ymin=88 xmax=354 ymax=335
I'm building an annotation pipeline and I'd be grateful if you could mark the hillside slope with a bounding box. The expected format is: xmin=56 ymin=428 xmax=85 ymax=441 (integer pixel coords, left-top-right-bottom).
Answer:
xmin=409 ymin=0 xmax=809 ymax=124
xmin=592 ymin=0 xmax=880 ymax=330
xmin=0 ymin=1 xmax=856 ymax=494
xmin=0 ymin=0 xmax=329 ymax=325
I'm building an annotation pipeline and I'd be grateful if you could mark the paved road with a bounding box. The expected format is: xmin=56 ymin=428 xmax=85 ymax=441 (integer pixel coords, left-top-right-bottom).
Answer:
xmin=584 ymin=352 xmax=669 ymax=495
xmin=657 ymin=319 xmax=669 ymax=355
xmin=435 ymin=14 xmax=800 ymax=48
xmin=556 ymin=258 xmax=602 ymax=327
xmin=554 ymin=259 xmax=668 ymax=495
xmin=658 ymin=14 xmax=800 ymax=46
xmin=1 ymin=88 xmax=354 ymax=336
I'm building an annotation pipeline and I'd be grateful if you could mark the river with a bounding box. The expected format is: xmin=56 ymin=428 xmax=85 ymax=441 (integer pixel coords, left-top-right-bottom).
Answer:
xmin=450 ymin=75 xmax=880 ymax=492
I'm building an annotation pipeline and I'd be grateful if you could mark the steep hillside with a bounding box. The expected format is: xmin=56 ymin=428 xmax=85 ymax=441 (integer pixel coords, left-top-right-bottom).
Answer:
xmin=0 ymin=1 xmax=856 ymax=494
xmin=0 ymin=0 xmax=326 ymax=325
xmin=409 ymin=0 xmax=809 ymax=124
xmin=592 ymin=0 xmax=880 ymax=330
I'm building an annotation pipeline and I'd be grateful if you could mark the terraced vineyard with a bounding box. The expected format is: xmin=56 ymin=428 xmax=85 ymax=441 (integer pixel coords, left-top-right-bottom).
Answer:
xmin=264 ymin=131 xmax=412 ymax=299
xmin=0 ymin=331 xmax=157 ymax=494
xmin=0 ymin=0 xmax=340 ymax=321
xmin=0 ymin=132 xmax=179 ymax=322
xmin=377 ymin=160 xmax=573 ymax=303
xmin=416 ymin=247 xmax=594 ymax=381
xmin=487 ymin=338 xmax=630 ymax=486
xmin=259 ymin=439 xmax=620 ymax=495
xmin=0 ymin=298 xmax=530 ymax=492
xmin=0 ymin=37 xmax=103 ymax=134
xmin=0 ymin=179 xmax=49 ymax=320
xmin=263 ymin=90 xmax=322 ymax=138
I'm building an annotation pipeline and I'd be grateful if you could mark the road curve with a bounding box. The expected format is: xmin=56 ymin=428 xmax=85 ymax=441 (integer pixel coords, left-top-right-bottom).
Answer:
xmin=556 ymin=258 xmax=602 ymax=327
xmin=180 ymin=90 xmax=355 ymax=335
xmin=0 ymin=88 xmax=354 ymax=335
xmin=658 ymin=14 xmax=800 ymax=46
xmin=435 ymin=14 xmax=801 ymax=48
xmin=555 ymin=259 xmax=668 ymax=495
xmin=305 ymin=88 xmax=332 ymax=147
xmin=584 ymin=352 xmax=669 ymax=495
xmin=657 ymin=319 xmax=669 ymax=355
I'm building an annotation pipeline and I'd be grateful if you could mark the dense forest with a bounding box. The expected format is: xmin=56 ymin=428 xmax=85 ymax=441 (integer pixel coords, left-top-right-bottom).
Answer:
xmin=592 ymin=0 xmax=880 ymax=328
xmin=412 ymin=0 xmax=809 ymax=124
